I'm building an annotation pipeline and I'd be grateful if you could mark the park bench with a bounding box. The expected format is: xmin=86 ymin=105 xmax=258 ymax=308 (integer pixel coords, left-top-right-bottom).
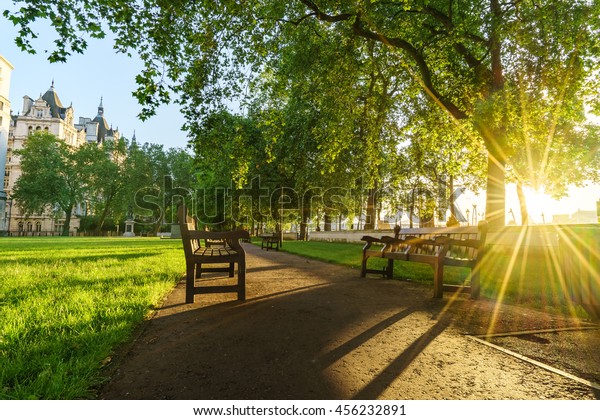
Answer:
xmin=178 ymin=205 xmax=250 ymax=303
xmin=260 ymin=232 xmax=282 ymax=251
xmin=361 ymin=221 xmax=488 ymax=299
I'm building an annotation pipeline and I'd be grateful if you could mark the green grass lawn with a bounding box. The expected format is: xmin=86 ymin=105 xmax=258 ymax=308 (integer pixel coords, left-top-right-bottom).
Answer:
xmin=0 ymin=237 xmax=184 ymax=399
xmin=272 ymin=239 xmax=587 ymax=318
xmin=0 ymin=236 xmax=588 ymax=399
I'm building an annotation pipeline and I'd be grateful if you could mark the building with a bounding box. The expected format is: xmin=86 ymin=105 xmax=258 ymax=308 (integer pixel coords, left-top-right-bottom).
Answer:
xmin=75 ymin=97 xmax=120 ymax=144
xmin=552 ymin=209 xmax=598 ymax=224
xmin=4 ymin=81 xmax=120 ymax=235
xmin=0 ymin=54 xmax=14 ymax=234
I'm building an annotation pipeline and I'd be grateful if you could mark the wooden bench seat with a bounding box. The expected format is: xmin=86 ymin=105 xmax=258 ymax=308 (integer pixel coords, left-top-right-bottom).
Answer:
xmin=361 ymin=222 xmax=488 ymax=298
xmin=178 ymin=205 xmax=250 ymax=303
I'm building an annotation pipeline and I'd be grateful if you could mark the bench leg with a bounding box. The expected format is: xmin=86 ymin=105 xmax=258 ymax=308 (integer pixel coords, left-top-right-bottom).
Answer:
xmin=229 ymin=262 xmax=235 ymax=277
xmin=470 ymin=266 xmax=481 ymax=299
xmin=361 ymin=252 xmax=368 ymax=277
xmin=386 ymin=259 xmax=394 ymax=278
xmin=186 ymin=262 xmax=196 ymax=304
xmin=433 ymin=260 xmax=444 ymax=298
xmin=237 ymin=259 xmax=246 ymax=301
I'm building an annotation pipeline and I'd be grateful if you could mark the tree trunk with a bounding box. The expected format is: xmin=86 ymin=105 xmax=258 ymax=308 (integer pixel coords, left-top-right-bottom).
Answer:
xmin=449 ymin=176 xmax=455 ymax=218
xmin=364 ymin=186 xmax=377 ymax=230
xmin=516 ymin=181 xmax=529 ymax=225
xmin=409 ymin=188 xmax=415 ymax=228
xmin=62 ymin=206 xmax=73 ymax=236
xmin=324 ymin=213 xmax=332 ymax=231
xmin=299 ymin=199 xmax=311 ymax=240
xmin=95 ymin=194 xmax=114 ymax=235
xmin=485 ymin=153 xmax=506 ymax=228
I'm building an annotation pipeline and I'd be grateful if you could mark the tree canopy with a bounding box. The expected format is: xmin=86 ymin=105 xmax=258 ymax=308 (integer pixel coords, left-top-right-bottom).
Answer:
xmin=13 ymin=132 xmax=91 ymax=235
xmin=6 ymin=0 xmax=600 ymax=227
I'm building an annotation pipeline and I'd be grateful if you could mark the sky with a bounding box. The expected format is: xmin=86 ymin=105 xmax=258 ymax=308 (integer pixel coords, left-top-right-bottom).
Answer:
xmin=0 ymin=12 xmax=189 ymax=150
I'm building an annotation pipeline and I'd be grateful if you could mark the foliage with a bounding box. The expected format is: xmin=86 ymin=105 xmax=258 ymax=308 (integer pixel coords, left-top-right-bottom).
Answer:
xmin=12 ymin=132 xmax=91 ymax=235
xmin=0 ymin=237 xmax=183 ymax=399
xmin=126 ymin=142 xmax=197 ymax=232
xmin=5 ymin=0 xmax=600 ymax=227
xmin=78 ymin=138 xmax=129 ymax=233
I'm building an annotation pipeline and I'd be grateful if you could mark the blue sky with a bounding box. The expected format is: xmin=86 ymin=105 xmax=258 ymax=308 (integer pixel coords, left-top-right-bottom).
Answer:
xmin=0 ymin=13 xmax=189 ymax=150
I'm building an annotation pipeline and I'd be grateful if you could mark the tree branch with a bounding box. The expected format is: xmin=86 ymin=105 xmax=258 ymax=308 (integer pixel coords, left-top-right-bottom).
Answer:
xmin=352 ymin=15 xmax=468 ymax=120
xmin=297 ymin=0 xmax=353 ymax=23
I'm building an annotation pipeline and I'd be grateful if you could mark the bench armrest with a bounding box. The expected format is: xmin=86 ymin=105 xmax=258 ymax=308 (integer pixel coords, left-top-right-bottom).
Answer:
xmin=361 ymin=235 xmax=386 ymax=244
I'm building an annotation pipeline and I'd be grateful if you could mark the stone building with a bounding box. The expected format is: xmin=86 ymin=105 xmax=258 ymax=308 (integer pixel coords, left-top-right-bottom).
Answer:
xmin=0 ymin=54 xmax=14 ymax=234
xmin=3 ymin=82 xmax=120 ymax=235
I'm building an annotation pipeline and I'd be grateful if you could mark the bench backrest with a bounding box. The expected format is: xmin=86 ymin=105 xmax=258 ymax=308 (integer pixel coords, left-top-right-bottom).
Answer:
xmin=178 ymin=205 xmax=200 ymax=259
xmin=396 ymin=222 xmax=488 ymax=261
xmin=178 ymin=205 xmax=249 ymax=258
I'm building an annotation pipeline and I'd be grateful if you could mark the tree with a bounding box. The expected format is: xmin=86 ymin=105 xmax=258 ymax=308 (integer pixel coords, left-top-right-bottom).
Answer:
xmin=79 ymin=138 xmax=129 ymax=234
xmin=12 ymin=132 xmax=90 ymax=236
xmin=7 ymin=0 xmax=600 ymax=227
xmin=123 ymin=142 xmax=197 ymax=234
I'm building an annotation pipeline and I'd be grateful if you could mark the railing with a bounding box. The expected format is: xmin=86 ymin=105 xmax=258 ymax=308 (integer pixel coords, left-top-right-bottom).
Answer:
xmin=2 ymin=230 xmax=75 ymax=237
xmin=2 ymin=230 xmax=122 ymax=237
xmin=308 ymin=223 xmax=600 ymax=250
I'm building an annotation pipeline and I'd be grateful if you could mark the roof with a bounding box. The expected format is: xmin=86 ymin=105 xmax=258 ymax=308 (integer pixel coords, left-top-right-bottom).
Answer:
xmin=40 ymin=82 xmax=68 ymax=119
xmin=91 ymin=97 xmax=110 ymax=142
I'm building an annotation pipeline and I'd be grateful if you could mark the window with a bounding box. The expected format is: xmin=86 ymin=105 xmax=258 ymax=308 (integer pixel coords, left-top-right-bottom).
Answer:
xmin=36 ymin=222 xmax=42 ymax=232
xmin=27 ymin=222 xmax=33 ymax=232
xmin=18 ymin=222 xmax=23 ymax=232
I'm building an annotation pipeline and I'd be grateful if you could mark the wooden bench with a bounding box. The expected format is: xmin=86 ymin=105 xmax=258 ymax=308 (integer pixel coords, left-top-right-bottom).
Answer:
xmin=178 ymin=205 xmax=250 ymax=303
xmin=361 ymin=222 xmax=488 ymax=299
xmin=260 ymin=232 xmax=282 ymax=251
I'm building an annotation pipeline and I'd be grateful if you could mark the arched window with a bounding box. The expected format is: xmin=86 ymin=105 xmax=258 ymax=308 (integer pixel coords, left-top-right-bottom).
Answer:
xmin=18 ymin=222 xmax=24 ymax=232
xmin=35 ymin=126 xmax=41 ymax=131
xmin=27 ymin=222 xmax=33 ymax=232
xmin=36 ymin=222 xmax=42 ymax=232
xmin=28 ymin=126 xmax=33 ymax=135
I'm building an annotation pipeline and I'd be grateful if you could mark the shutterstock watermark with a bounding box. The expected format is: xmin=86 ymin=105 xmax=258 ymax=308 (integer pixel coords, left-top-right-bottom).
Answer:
xmin=132 ymin=175 xmax=466 ymax=227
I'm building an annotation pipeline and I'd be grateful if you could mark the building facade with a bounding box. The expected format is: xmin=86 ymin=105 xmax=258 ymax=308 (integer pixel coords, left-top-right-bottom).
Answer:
xmin=4 ymin=82 xmax=120 ymax=235
xmin=0 ymin=54 xmax=14 ymax=234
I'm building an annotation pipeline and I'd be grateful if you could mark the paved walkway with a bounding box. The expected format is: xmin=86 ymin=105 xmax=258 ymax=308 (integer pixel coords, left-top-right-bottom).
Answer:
xmin=98 ymin=244 xmax=599 ymax=400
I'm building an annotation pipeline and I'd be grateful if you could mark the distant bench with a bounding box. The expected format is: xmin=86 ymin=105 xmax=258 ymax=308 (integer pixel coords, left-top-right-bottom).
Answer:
xmin=361 ymin=222 xmax=488 ymax=299
xmin=260 ymin=232 xmax=282 ymax=251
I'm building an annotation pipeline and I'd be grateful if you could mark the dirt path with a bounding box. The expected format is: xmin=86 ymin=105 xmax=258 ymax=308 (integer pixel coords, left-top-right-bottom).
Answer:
xmin=98 ymin=244 xmax=599 ymax=400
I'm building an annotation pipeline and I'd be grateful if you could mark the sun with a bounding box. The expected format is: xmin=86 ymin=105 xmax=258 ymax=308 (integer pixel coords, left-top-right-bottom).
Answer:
xmin=505 ymin=184 xmax=600 ymax=225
